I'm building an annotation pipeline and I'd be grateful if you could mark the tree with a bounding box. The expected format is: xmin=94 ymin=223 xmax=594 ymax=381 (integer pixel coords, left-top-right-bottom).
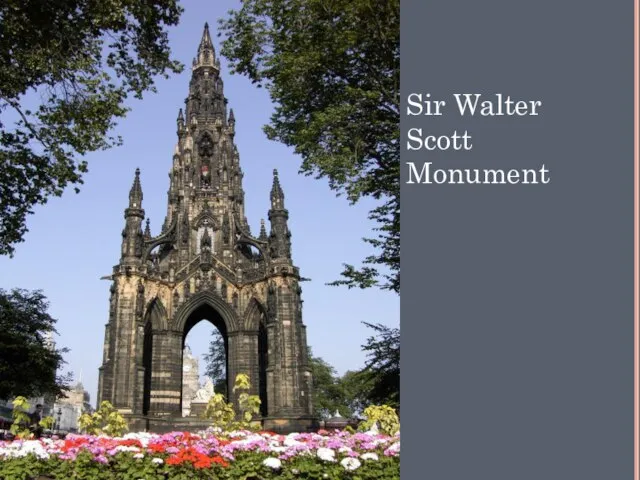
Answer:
xmin=219 ymin=0 xmax=400 ymax=292
xmin=0 ymin=288 xmax=71 ymax=401
xmin=359 ymin=322 xmax=399 ymax=409
xmin=203 ymin=329 xmax=227 ymax=397
xmin=0 ymin=0 xmax=183 ymax=256
xmin=338 ymin=369 xmax=375 ymax=417
xmin=308 ymin=352 xmax=351 ymax=419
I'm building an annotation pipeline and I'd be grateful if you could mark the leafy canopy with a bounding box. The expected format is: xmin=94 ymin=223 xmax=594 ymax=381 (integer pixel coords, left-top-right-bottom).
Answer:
xmin=0 ymin=0 xmax=183 ymax=256
xmin=203 ymin=329 xmax=228 ymax=397
xmin=219 ymin=0 xmax=400 ymax=292
xmin=359 ymin=322 xmax=400 ymax=409
xmin=0 ymin=288 xmax=71 ymax=401
xmin=308 ymin=351 xmax=352 ymax=419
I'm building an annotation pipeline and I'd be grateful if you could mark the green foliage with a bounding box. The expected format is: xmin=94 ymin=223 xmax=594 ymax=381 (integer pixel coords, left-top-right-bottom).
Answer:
xmin=0 ymin=0 xmax=184 ymax=256
xmin=9 ymin=396 xmax=32 ymax=438
xmin=203 ymin=393 xmax=235 ymax=428
xmin=204 ymin=374 xmax=262 ymax=431
xmin=308 ymin=352 xmax=352 ymax=419
xmin=203 ymin=329 xmax=227 ymax=397
xmin=78 ymin=401 xmax=128 ymax=437
xmin=338 ymin=369 xmax=376 ymax=416
xmin=358 ymin=405 xmax=400 ymax=436
xmin=0 ymin=288 xmax=71 ymax=401
xmin=233 ymin=374 xmax=261 ymax=429
xmin=39 ymin=415 xmax=55 ymax=430
xmin=219 ymin=0 xmax=400 ymax=292
xmin=359 ymin=322 xmax=400 ymax=409
xmin=233 ymin=373 xmax=252 ymax=392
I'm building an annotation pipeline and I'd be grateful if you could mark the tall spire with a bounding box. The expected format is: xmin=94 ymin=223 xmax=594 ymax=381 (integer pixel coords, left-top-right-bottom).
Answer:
xmin=144 ymin=218 xmax=151 ymax=239
xmin=268 ymin=169 xmax=291 ymax=261
xmin=129 ymin=168 xmax=143 ymax=209
xmin=122 ymin=168 xmax=144 ymax=263
xmin=270 ymin=169 xmax=285 ymax=210
xmin=199 ymin=22 xmax=214 ymax=52
xmin=194 ymin=22 xmax=216 ymax=68
xmin=177 ymin=108 xmax=185 ymax=135
xmin=259 ymin=219 xmax=268 ymax=241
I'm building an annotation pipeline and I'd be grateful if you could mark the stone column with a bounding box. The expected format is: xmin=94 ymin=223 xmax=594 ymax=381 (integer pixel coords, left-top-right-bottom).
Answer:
xmin=148 ymin=330 xmax=183 ymax=416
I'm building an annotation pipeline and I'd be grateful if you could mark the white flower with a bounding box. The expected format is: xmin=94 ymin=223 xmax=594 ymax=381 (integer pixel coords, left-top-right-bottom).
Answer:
xmin=338 ymin=446 xmax=352 ymax=454
xmin=284 ymin=435 xmax=303 ymax=447
xmin=114 ymin=445 xmax=140 ymax=453
xmin=263 ymin=457 xmax=282 ymax=469
xmin=341 ymin=457 xmax=361 ymax=471
xmin=133 ymin=453 xmax=144 ymax=459
xmin=152 ymin=457 xmax=164 ymax=465
xmin=366 ymin=422 xmax=379 ymax=435
xmin=360 ymin=452 xmax=379 ymax=461
xmin=123 ymin=432 xmax=152 ymax=447
xmin=316 ymin=447 xmax=336 ymax=462
xmin=1 ymin=441 xmax=50 ymax=460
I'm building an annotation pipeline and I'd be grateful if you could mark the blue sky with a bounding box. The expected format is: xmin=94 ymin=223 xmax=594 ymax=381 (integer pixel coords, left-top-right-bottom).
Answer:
xmin=0 ymin=0 xmax=399 ymax=405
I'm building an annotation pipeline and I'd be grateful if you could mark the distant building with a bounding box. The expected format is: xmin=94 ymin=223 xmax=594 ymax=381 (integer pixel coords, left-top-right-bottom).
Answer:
xmin=182 ymin=345 xmax=200 ymax=417
xmin=52 ymin=381 xmax=92 ymax=432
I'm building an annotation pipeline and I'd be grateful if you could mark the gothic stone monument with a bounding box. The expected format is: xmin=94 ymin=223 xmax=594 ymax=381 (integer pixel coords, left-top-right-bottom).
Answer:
xmin=97 ymin=24 xmax=314 ymax=433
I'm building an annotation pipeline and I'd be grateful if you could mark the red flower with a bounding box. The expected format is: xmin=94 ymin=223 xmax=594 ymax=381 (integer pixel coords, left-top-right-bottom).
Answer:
xmin=119 ymin=439 xmax=143 ymax=448
xmin=166 ymin=446 xmax=229 ymax=469
xmin=212 ymin=455 xmax=229 ymax=468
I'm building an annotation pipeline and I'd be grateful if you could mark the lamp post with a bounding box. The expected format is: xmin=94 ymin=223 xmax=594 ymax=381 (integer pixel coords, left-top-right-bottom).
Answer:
xmin=56 ymin=408 xmax=62 ymax=433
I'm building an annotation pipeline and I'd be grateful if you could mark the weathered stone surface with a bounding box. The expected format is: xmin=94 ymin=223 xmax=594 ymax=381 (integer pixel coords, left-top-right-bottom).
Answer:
xmin=97 ymin=24 xmax=314 ymax=432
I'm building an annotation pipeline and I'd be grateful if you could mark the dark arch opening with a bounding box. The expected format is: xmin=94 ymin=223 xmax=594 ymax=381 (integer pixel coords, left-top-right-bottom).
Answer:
xmin=181 ymin=304 xmax=229 ymax=414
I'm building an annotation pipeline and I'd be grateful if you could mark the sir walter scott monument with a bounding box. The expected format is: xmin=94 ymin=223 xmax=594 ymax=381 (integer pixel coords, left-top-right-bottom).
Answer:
xmin=97 ymin=23 xmax=315 ymax=434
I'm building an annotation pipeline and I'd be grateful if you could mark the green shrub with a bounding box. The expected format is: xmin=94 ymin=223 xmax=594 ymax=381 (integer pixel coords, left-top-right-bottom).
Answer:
xmin=204 ymin=374 xmax=262 ymax=431
xmin=9 ymin=397 xmax=32 ymax=439
xmin=358 ymin=405 xmax=400 ymax=436
xmin=78 ymin=401 xmax=128 ymax=436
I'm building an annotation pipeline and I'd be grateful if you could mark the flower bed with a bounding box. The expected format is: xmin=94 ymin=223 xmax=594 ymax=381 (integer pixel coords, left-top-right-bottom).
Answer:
xmin=0 ymin=429 xmax=400 ymax=479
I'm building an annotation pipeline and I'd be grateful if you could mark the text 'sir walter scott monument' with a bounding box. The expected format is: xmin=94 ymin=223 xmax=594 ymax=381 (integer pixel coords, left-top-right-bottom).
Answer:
xmin=406 ymin=93 xmax=550 ymax=185
xmin=401 ymin=1 xmax=637 ymax=480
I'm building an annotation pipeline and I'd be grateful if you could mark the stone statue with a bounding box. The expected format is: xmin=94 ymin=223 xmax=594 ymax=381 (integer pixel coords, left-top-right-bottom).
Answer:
xmin=192 ymin=376 xmax=215 ymax=403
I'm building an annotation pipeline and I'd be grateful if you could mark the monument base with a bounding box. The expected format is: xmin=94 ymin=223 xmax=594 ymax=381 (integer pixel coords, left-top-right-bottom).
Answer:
xmin=188 ymin=402 xmax=208 ymax=418
xmin=124 ymin=414 xmax=318 ymax=434
xmin=262 ymin=415 xmax=318 ymax=434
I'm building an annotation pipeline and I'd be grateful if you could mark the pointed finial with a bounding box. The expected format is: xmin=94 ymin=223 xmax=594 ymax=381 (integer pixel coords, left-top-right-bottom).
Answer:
xmin=177 ymin=108 xmax=185 ymax=136
xmin=259 ymin=219 xmax=268 ymax=241
xmin=228 ymin=108 xmax=235 ymax=124
xmin=270 ymin=169 xmax=284 ymax=209
xmin=194 ymin=22 xmax=215 ymax=69
xmin=199 ymin=22 xmax=213 ymax=50
xmin=144 ymin=218 xmax=151 ymax=238
xmin=129 ymin=168 xmax=143 ymax=208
